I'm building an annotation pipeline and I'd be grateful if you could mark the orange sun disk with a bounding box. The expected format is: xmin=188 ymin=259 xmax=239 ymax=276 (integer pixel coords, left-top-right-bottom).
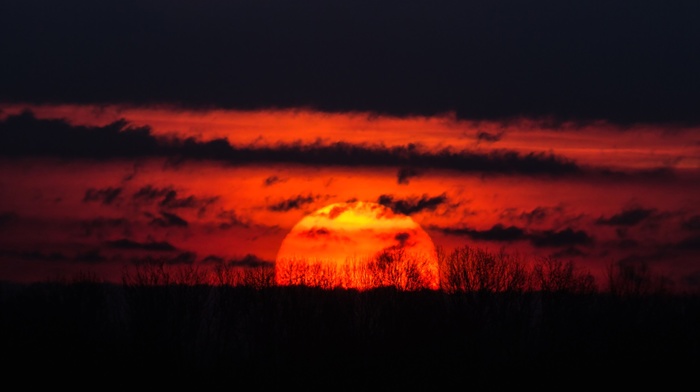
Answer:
xmin=275 ymin=201 xmax=439 ymax=290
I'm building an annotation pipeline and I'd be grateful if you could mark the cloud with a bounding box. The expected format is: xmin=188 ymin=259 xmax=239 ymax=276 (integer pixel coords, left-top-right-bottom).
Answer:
xmin=80 ymin=217 xmax=131 ymax=238
xmin=436 ymin=224 xmax=527 ymax=242
xmin=106 ymin=238 xmax=177 ymax=252
xmin=263 ymin=175 xmax=284 ymax=186
xmin=229 ymin=254 xmax=274 ymax=268
xmin=268 ymin=194 xmax=321 ymax=212
xmin=596 ymin=207 xmax=656 ymax=226
xmin=0 ymin=112 xmax=686 ymax=181
xmin=133 ymin=185 xmax=218 ymax=212
xmin=217 ymin=210 xmax=251 ymax=230
xmin=2 ymin=1 xmax=700 ymax=125
xmin=377 ymin=193 xmax=449 ymax=215
xmin=83 ymin=187 xmax=123 ymax=205
xmin=75 ymin=249 xmax=107 ymax=264
xmin=0 ymin=248 xmax=108 ymax=264
xmin=476 ymin=131 xmax=505 ymax=144
xmin=0 ymin=111 xmax=158 ymax=159
xmin=202 ymin=255 xmax=225 ymax=264
xmin=131 ymin=252 xmax=198 ymax=266
xmin=434 ymin=224 xmax=593 ymax=248
xmin=159 ymin=191 xmax=217 ymax=211
xmin=132 ymin=185 xmax=173 ymax=203
xmin=296 ymin=227 xmax=332 ymax=239
xmin=0 ymin=249 xmax=67 ymax=262
xmin=0 ymin=212 xmax=19 ymax=227
xmin=529 ymin=228 xmax=593 ymax=248
xmin=397 ymin=167 xmax=420 ymax=184
xmin=201 ymin=253 xmax=273 ymax=267
xmin=677 ymin=236 xmax=700 ymax=250
xmin=148 ymin=211 xmax=189 ymax=228
xmin=295 ymin=227 xmax=353 ymax=243
xmin=682 ymin=215 xmax=700 ymax=231
xmin=394 ymin=232 xmax=411 ymax=247
xmin=521 ymin=208 xmax=552 ymax=224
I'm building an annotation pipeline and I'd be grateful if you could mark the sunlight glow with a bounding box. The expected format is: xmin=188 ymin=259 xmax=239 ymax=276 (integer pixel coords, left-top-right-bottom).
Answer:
xmin=275 ymin=201 xmax=439 ymax=290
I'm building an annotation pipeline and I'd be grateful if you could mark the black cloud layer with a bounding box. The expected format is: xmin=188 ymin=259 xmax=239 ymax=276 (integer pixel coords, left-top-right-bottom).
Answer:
xmin=0 ymin=111 xmax=590 ymax=177
xmin=596 ymin=208 xmax=656 ymax=226
xmin=378 ymin=193 xmax=449 ymax=215
xmin=435 ymin=224 xmax=594 ymax=248
xmin=2 ymin=1 xmax=699 ymax=125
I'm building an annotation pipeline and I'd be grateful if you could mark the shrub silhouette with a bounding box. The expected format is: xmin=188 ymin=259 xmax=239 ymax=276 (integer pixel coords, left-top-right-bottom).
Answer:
xmin=531 ymin=256 xmax=597 ymax=294
xmin=438 ymin=245 xmax=529 ymax=293
xmin=606 ymin=258 xmax=670 ymax=297
xmin=117 ymin=244 xmax=680 ymax=296
xmin=275 ymin=248 xmax=438 ymax=291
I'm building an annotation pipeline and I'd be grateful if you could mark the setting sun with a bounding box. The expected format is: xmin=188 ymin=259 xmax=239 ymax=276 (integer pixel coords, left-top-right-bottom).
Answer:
xmin=275 ymin=201 xmax=439 ymax=290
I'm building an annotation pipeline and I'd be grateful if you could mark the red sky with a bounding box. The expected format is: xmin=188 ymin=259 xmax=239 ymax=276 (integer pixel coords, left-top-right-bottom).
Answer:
xmin=2 ymin=1 xmax=700 ymax=292
xmin=1 ymin=104 xmax=698 ymax=291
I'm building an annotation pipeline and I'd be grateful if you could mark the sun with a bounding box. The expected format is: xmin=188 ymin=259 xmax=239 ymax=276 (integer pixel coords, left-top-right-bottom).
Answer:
xmin=275 ymin=201 xmax=439 ymax=290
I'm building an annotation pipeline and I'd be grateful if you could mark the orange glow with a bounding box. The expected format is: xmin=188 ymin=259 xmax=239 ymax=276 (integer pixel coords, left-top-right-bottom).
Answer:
xmin=275 ymin=201 xmax=439 ymax=290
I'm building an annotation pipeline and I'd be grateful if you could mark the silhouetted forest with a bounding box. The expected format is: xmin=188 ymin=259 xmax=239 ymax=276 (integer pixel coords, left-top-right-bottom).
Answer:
xmin=1 ymin=246 xmax=698 ymax=388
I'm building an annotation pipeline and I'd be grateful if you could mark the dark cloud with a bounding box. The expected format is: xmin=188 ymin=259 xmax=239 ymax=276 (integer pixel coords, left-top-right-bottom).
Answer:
xmin=106 ymin=238 xmax=177 ymax=252
xmin=0 ymin=247 xmax=109 ymax=264
xmin=202 ymin=255 xmax=225 ymax=264
xmin=596 ymin=208 xmax=656 ymax=226
xmin=434 ymin=224 xmax=593 ymax=248
xmin=435 ymin=224 xmax=527 ymax=242
xmin=0 ymin=111 xmax=158 ymax=159
xmin=397 ymin=167 xmax=420 ymax=184
xmin=268 ymin=194 xmax=320 ymax=212
xmin=75 ymin=249 xmax=107 ymax=264
xmin=217 ymin=210 xmax=250 ymax=230
xmin=133 ymin=185 xmax=218 ymax=213
xmin=2 ymin=1 xmax=699 ymax=125
xmin=394 ymin=232 xmax=411 ymax=247
xmin=378 ymin=193 xmax=449 ymax=215
xmin=530 ymin=228 xmax=593 ymax=248
xmin=0 ymin=249 xmax=67 ymax=262
xmin=131 ymin=252 xmax=198 ymax=266
xmin=263 ymin=176 xmax=284 ymax=186
xmin=246 ymin=141 xmax=584 ymax=177
xmin=678 ymin=236 xmax=700 ymax=250
xmin=201 ymin=253 xmax=273 ymax=268
xmin=297 ymin=227 xmax=332 ymax=239
xmin=227 ymin=254 xmax=274 ymax=268
xmin=617 ymin=238 xmax=640 ymax=249
xmin=682 ymin=215 xmax=700 ymax=231
xmin=519 ymin=207 xmax=554 ymax=225
xmin=2 ymin=111 xmax=669 ymax=179
xmin=476 ymin=131 xmax=504 ymax=143
xmin=132 ymin=185 xmax=173 ymax=203
xmin=83 ymin=187 xmax=122 ymax=205
xmin=80 ymin=217 xmax=130 ymax=238
xmin=0 ymin=212 xmax=19 ymax=228
xmin=159 ymin=191 xmax=218 ymax=211
xmin=148 ymin=211 xmax=189 ymax=228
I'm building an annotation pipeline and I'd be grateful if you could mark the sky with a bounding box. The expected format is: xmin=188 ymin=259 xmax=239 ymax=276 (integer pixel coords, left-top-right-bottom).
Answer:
xmin=1 ymin=1 xmax=699 ymax=291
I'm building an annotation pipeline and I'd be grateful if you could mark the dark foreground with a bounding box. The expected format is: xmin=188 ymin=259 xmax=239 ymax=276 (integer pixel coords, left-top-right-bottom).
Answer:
xmin=1 ymin=282 xmax=699 ymax=388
